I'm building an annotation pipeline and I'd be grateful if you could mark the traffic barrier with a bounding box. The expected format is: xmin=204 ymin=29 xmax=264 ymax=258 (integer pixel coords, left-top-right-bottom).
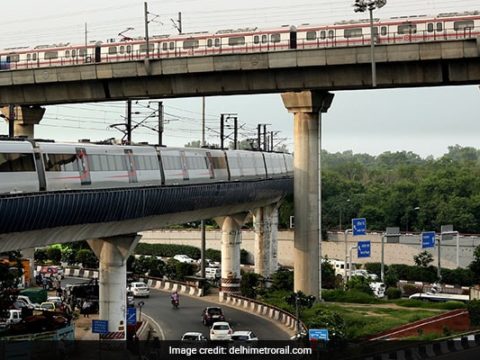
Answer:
xmin=63 ymin=267 xmax=204 ymax=297
xmin=220 ymin=293 xmax=305 ymax=333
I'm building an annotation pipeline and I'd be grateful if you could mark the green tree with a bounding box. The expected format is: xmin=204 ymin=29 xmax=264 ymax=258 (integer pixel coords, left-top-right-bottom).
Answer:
xmin=46 ymin=247 xmax=62 ymax=264
xmin=75 ymin=249 xmax=98 ymax=268
xmin=270 ymin=268 xmax=293 ymax=291
xmin=414 ymin=251 xmax=434 ymax=267
xmin=469 ymin=245 xmax=480 ymax=283
xmin=240 ymin=272 xmax=261 ymax=299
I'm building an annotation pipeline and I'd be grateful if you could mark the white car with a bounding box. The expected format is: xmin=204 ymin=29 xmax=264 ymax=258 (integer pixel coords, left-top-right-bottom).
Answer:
xmin=173 ymin=255 xmax=196 ymax=264
xmin=47 ymin=296 xmax=63 ymax=306
xmin=210 ymin=321 xmax=233 ymax=341
xmin=181 ymin=332 xmax=207 ymax=341
xmin=231 ymin=331 xmax=258 ymax=341
xmin=129 ymin=282 xmax=150 ymax=298
xmin=351 ymin=269 xmax=378 ymax=281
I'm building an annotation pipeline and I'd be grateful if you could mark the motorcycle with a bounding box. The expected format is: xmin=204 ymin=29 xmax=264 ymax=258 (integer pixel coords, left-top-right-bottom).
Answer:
xmin=171 ymin=298 xmax=179 ymax=309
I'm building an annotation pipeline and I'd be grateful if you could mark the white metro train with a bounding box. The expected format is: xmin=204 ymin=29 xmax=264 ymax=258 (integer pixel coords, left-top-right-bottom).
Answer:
xmin=0 ymin=11 xmax=479 ymax=70
xmin=0 ymin=140 xmax=293 ymax=195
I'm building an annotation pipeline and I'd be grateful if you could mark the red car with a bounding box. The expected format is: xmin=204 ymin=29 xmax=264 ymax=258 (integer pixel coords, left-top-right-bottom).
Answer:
xmin=202 ymin=307 xmax=225 ymax=326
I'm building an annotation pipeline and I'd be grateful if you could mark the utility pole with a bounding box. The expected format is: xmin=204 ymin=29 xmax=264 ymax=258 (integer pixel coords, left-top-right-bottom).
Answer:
xmin=257 ymin=124 xmax=262 ymax=150
xmin=263 ymin=124 xmax=267 ymax=151
xmin=8 ymin=104 xmax=15 ymax=138
xmin=270 ymin=131 xmax=274 ymax=152
xmin=126 ymin=100 xmax=132 ymax=144
xmin=158 ymin=102 xmax=164 ymax=146
xmin=144 ymin=2 xmax=150 ymax=59
xmin=177 ymin=12 xmax=182 ymax=34
xmin=233 ymin=117 xmax=238 ymax=150
xmin=220 ymin=114 xmax=225 ymax=149
xmin=201 ymin=97 xmax=205 ymax=147
xmin=84 ymin=23 xmax=88 ymax=47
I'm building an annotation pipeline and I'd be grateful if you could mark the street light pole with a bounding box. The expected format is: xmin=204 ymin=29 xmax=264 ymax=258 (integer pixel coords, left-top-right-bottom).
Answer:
xmin=144 ymin=2 xmax=150 ymax=60
xmin=353 ymin=0 xmax=387 ymax=88
xmin=344 ymin=229 xmax=352 ymax=284
xmin=349 ymin=245 xmax=358 ymax=283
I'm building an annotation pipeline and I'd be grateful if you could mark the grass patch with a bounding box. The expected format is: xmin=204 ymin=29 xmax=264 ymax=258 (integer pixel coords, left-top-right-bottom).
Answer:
xmin=322 ymin=289 xmax=383 ymax=304
xmin=394 ymin=299 xmax=466 ymax=310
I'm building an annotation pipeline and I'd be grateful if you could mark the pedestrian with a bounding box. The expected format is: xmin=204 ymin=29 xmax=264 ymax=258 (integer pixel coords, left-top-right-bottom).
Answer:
xmin=82 ymin=300 xmax=90 ymax=318
xmin=42 ymin=276 xmax=48 ymax=290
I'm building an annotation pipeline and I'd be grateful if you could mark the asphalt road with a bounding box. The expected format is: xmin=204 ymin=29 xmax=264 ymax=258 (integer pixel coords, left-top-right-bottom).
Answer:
xmin=64 ymin=277 xmax=290 ymax=341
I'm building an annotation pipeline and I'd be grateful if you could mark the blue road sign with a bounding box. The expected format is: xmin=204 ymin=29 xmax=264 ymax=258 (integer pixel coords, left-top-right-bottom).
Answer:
xmin=352 ymin=218 xmax=367 ymax=236
xmin=127 ymin=306 xmax=137 ymax=326
xmin=309 ymin=329 xmax=329 ymax=341
xmin=92 ymin=320 xmax=108 ymax=334
xmin=357 ymin=240 xmax=371 ymax=258
xmin=422 ymin=231 xmax=436 ymax=249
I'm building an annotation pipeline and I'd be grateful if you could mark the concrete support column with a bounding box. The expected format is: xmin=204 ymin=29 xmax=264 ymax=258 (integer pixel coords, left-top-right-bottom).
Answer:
xmin=87 ymin=234 xmax=141 ymax=340
xmin=214 ymin=214 xmax=247 ymax=298
xmin=21 ymin=247 xmax=36 ymax=287
xmin=0 ymin=105 xmax=46 ymax=138
xmin=281 ymin=90 xmax=334 ymax=296
xmin=253 ymin=207 xmax=270 ymax=277
xmin=269 ymin=205 xmax=280 ymax=275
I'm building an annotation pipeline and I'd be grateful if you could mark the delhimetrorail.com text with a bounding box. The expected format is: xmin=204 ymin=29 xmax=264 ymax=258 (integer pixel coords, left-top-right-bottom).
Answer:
xmin=169 ymin=345 xmax=312 ymax=356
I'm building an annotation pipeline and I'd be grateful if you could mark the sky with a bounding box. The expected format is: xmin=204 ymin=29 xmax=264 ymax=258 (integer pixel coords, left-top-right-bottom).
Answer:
xmin=1 ymin=0 xmax=479 ymax=158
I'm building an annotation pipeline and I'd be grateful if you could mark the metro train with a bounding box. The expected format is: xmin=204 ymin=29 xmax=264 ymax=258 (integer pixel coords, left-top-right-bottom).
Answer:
xmin=0 ymin=140 xmax=293 ymax=195
xmin=0 ymin=11 xmax=479 ymax=70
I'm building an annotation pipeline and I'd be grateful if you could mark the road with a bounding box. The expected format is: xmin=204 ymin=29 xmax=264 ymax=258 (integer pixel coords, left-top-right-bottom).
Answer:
xmin=64 ymin=277 xmax=290 ymax=340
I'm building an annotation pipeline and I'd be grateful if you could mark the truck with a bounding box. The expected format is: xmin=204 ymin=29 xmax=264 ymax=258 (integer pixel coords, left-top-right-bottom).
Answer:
xmin=0 ymin=309 xmax=22 ymax=329
xmin=409 ymin=284 xmax=470 ymax=303
xmin=0 ymin=258 xmax=32 ymax=289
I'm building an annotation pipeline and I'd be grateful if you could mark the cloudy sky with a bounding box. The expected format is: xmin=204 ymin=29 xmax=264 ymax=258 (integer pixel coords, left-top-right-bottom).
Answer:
xmin=1 ymin=0 xmax=479 ymax=157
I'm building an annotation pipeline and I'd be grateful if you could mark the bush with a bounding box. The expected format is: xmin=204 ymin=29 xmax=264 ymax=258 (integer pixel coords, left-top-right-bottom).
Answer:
xmin=402 ymin=284 xmax=421 ymax=297
xmin=441 ymin=268 xmax=475 ymax=287
xmin=346 ymin=276 xmax=373 ymax=295
xmin=364 ymin=263 xmax=384 ymax=278
xmin=304 ymin=309 xmax=347 ymax=347
xmin=241 ymin=272 xmax=261 ymax=299
xmin=205 ymin=249 xmax=221 ymax=262
xmin=75 ymin=249 xmax=98 ymax=269
xmin=270 ymin=268 xmax=293 ymax=291
xmin=467 ymin=300 xmax=480 ymax=326
xmin=135 ymin=243 xmax=201 ymax=259
xmin=386 ymin=287 xmax=402 ymax=299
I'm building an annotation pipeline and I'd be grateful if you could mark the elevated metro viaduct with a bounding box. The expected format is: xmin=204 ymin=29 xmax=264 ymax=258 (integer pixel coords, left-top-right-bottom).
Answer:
xmin=0 ymin=38 xmax=479 ymax=326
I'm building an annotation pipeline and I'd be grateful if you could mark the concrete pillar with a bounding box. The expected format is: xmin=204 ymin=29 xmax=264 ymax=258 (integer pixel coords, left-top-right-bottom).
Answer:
xmin=0 ymin=105 xmax=46 ymax=138
xmin=269 ymin=205 xmax=280 ymax=275
xmin=21 ymin=247 xmax=36 ymax=287
xmin=87 ymin=234 xmax=141 ymax=340
xmin=214 ymin=214 xmax=247 ymax=298
xmin=253 ymin=207 xmax=269 ymax=277
xmin=281 ymin=90 xmax=334 ymax=296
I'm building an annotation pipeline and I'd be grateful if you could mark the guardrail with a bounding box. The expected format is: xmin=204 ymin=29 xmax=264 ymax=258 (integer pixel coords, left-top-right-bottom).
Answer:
xmin=63 ymin=267 xmax=203 ymax=297
xmin=220 ymin=292 xmax=306 ymax=335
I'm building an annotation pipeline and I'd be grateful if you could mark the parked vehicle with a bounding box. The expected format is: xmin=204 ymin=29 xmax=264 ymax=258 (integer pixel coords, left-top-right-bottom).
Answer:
xmin=39 ymin=302 xmax=56 ymax=311
xmin=173 ymin=255 xmax=196 ymax=264
xmin=231 ymin=331 xmax=259 ymax=342
xmin=369 ymin=282 xmax=386 ymax=298
xmin=202 ymin=307 xmax=225 ymax=326
xmin=205 ymin=267 xmax=221 ymax=280
xmin=129 ymin=282 xmax=150 ymax=298
xmin=17 ymin=295 xmax=41 ymax=310
xmin=409 ymin=284 xmax=469 ymax=303
xmin=351 ymin=269 xmax=378 ymax=281
xmin=210 ymin=321 xmax=233 ymax=341
xmin=0 ymin=309 xmax=22 ymax=328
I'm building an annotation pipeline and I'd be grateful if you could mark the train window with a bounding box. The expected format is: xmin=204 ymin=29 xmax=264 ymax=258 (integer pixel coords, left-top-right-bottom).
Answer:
xmin=140 ymin=44 xmax=155 ymax=53
xmin=162 ymin=43 xmax=168 ymax=51
xmin=114 ymin=156 xmax=124 ymax=171
xmin=398 ymin=24 xmax=417 ymax=34
xmin=320 ymin=30 xmax=326 ymax=39
xmin=108 ymin=46 xmax=117 ymax=55
xmin=7 ymin=54 xmax=20 ymax=62
xmin=0 ymin=153 xmax=35 ymax=172
xmin=32 ymin=53 xmax=37 ymax=61
xmin=27 ymin=54 xmax=31 ymax=61
xmin=254 ymin=35 xmax=260 ymax=44
xmin=79 ymin=48 xmax=87 ymax=56
xmin=43 ymin=154 xmax=77 ymax=172
xmin=119 ymin=46 xmax=125 ymax=54
xmin=44 ymin=51 xmax=58 ymax=60
xmin=169 ymin=42 xmax=175 ymax=50
xmin=71 ymin=49 xmax=76 ymax=57
xmin=344 ymin=27 xmax=363 ymax=38
xmin=261 ymin=35 xmax=267 ymax=43
xmin=126 ymin=45 xmax=132 ymax=53
xmin=270 ymin=34 xmax=280 ymax=43
xmin=381 ymin=26 xmax=387 ymax=35
xmin=454 ymin=20 xmax=474 ymax=31
xmin=106 ymin=156 xmax=116 ymax=171
xmin=427 ymin=23 xmax=434 ymax=32
xmin=183 ymin=39 xmax=199 ymax=49
xmin=207 ymin=39 xmax=213 ymax=47
xmin=328 ymin=30 xmax=334 ymax=39
xmin=228 ymin=36 xmax=245 ymax=46
xmin=306 ymin=31 xmax=316 ymax=40
xmin=436 ymin=22 xmax=443 ymax=31
xmin=65 ymin=50 xmax=70 ymax=57
xmin=136 ymin=156 xmax=147 ymax=170
xmin=211 ymin=156 xmax=227 ymax=169
xmin=214 ymin=38 xmax=220 ymax=47
xmin=162 ymin=155 xmax=182 ymax=170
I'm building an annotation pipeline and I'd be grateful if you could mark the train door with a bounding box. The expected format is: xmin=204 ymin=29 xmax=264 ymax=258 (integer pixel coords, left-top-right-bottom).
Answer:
xmin=124 ymin=149 xmax=138 ymax=183
xmin=206 ymin=152 xmax=215 ymax=179
xmin=95 ymin=46 xmax=101 ymax=63
xmin=180 ymin=150 xmax=189 ymax=181
xmin=290 ymin=29 xmax=297 ymax=49
xmin=76 ymin=147 xmax=91 ymax=186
